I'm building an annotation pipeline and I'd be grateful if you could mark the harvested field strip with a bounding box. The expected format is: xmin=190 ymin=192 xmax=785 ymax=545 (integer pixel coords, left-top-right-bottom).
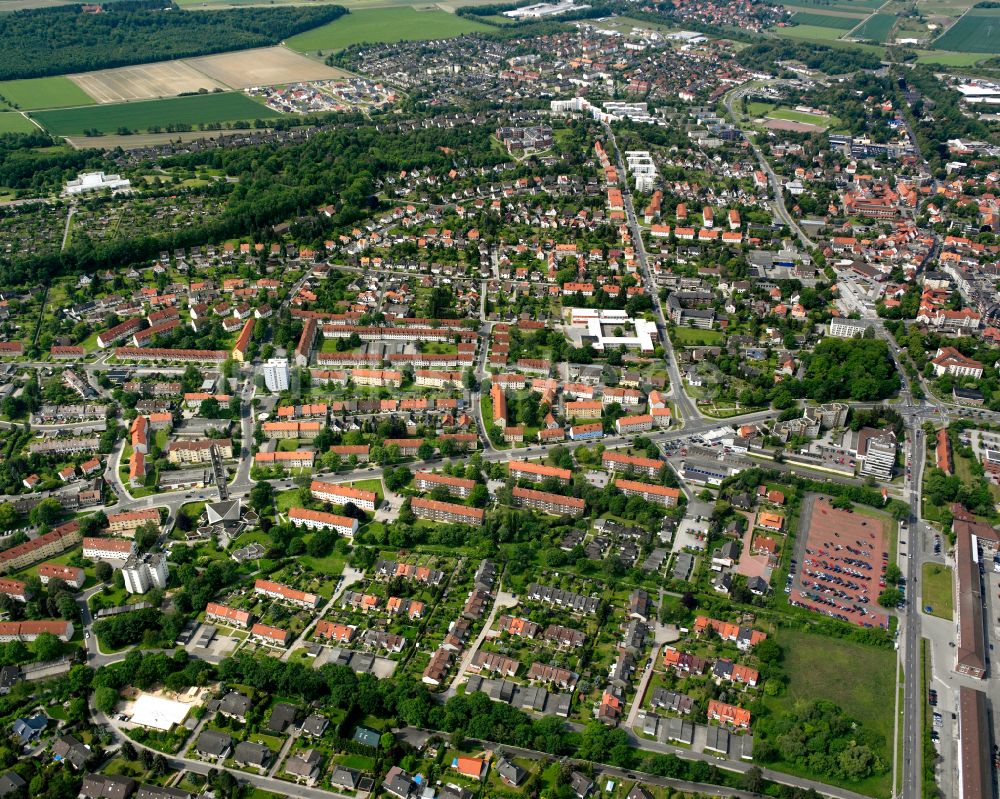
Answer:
xmin=184 ymin=46 xmax=348 ymax=89
xmin=69 ymin=62 xmax=227 ymax=105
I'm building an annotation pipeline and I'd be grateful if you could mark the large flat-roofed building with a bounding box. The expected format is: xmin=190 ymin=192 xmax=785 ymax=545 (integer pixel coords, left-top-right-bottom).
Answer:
xmin=827 ymin=318 xmax=870 ymax=338
xmin=959 ymin=686 xmax=992 ymax=799
xmin=566 ymin=308 xmax=657 ymax=353
xmin=857 ymin=428 xmax=896 ymax=481
xmin=263 ymin=359 xmax=290 ymax=392
xmin=411 ymin=497 xmax=485 ymax=527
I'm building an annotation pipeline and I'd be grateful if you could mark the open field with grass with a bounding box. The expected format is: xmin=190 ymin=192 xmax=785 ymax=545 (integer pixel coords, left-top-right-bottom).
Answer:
xmin=32 ymin=92 xmax=280 ymax=136
xmin=0 ymin=112 xmax=37 ymax=133
xmin=285 ymin=7 xmax=491 ymax=54
xmin=921 ymin=562 xmax=954 ymax=620
xmin=791 ymin=10 xmax=863 ymax=27
xmin=914 ymin=48 xmax=990 ymax=63
xmin=0 ymin=76 xmax=95 ymax=110
xmin=933 ymin=9 xmax=1000 ymax=52
xmin=672 ymin=326 xmax=725 ymax=345
xmin=849 ymin=12 xmax=896 ymax=42
xmin=766 ymin=627 xmax=895 ymax=798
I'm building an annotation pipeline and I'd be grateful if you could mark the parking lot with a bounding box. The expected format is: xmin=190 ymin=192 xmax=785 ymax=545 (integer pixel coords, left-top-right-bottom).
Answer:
xmin=789 ymin=496 xmax=890 ymax=629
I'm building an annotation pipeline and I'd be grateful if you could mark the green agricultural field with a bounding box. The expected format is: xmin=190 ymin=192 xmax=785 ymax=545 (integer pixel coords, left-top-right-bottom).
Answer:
xmin=849 ymin=12 xmax=897 ymax=41
xmin=777 ymin=22 xmax=851 ymax=39
xmin=285 ymin=7 xmax=492 ymax=54
xmin=0 ymin=76 xmax=95 ymax=110
xmin=784 ymin=0 xmax=882 ymax=9
xmin=914 ymin=48 xmax=990 ymax=63
xmin=765 ymin=627 xmax=895 ymax=797
xmin=933 ymin=9 xmax=1000 ymax=52
xmin=0 ymin=112 xmax=37 ymax=133
xmin=791 ymin=10 xmax=863 ymax=27
xmin=31 ymin=92 xmax=280 ymax=136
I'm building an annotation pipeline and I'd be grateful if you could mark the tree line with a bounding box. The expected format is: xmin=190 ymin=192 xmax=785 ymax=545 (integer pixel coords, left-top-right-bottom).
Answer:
xmin=0 ymin=1 xmax=346 ymax=81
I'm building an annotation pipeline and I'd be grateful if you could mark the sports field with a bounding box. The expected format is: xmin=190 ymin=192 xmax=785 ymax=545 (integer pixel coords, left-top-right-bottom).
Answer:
xmin=0 ymin=76 xmax=95 ymax=110
xmin=31 ymin=92 xmax=280 ymax=136
xmin=285 ymin=7 xmax=492 ymax=54
xmin=849 ymin=13 xmax=897 ymax=42
xmin=0 ymin=112 xmax=37 ymax=133
xmin=791 ymin=10 xmax=862 ymax=28
xmin=933 ymin=8 xmax=1000 ymax=52
xmin=769 ymin=107 xmax=839 ymax=126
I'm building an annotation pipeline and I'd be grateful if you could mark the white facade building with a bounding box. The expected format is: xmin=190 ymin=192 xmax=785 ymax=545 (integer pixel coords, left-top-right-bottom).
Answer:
xmin=263 ymin=358 xmax=290 ymax=392
xmin=122 ymin=553 xmax=169 ymax=594
xmin=64 ymin=171 xmax=131 ymax=196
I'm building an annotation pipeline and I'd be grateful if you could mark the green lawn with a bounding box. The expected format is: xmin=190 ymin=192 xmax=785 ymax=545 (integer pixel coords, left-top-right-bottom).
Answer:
xmin=921 ymin=562 xmax=954 ymax=620
xmin=285 ymin=7 xmax=492 ymax=54
xmin=31 ymin=92 xmax=280 ymax=136
xmin=0 ymin=76 xmax=95 ymax=110
xmin=275 ymin=488 xmax=302 ymax=514
xmin=298 ymin=543 xmax=346 ymax=576
xmin=0 ymin=112 xmax=38 ymax=133
xmin=349 ymin=478 xmax=384 ymax=503
xmin=765 ymin=627 xmax=895 ymax=798
xmin=672 ymin=326 xmax=725 ymax=346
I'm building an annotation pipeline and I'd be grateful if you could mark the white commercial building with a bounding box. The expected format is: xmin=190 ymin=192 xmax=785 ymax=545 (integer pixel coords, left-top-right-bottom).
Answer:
xmin=567 ymin=308 xmax=657 ymax=353
xmin=64 ymin=171 xmax=132 ymax=196
xmin=263 ymin=358 xmax=290 ymax=392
